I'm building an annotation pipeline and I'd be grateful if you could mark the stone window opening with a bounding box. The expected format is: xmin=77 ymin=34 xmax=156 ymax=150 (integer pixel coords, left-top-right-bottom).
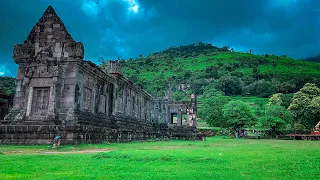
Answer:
xmin=170 ymin=113 xmax=177 ymax=124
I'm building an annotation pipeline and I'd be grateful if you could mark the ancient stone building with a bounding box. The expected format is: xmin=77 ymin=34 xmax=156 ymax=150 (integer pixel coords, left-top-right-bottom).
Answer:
xmin=0 ymin=5 xmax=198 ymax=144
xmin=0 ymin=92 xmax=13 ymax=120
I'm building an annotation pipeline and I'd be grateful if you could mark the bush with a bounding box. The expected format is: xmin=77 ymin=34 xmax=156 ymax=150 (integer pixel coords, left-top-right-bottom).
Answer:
xmin=215 ymin=75 xmax=243 ymax=96
xmin=243 ymin=80 xmax=277 ymax=97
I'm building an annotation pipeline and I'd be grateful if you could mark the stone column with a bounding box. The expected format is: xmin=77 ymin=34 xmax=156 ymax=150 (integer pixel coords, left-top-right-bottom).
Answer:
xmin=113 ymin=83 xmax=118 ymax=115
xmin=26 ymin=87 xmax=33 ymax=117
xmin=47 ymin=86 xmax=55 ymax=119
xmin=192 ymin=113 xmax=197 ymax=127
xmin=177 ymin=108 xmax=182 ymax=126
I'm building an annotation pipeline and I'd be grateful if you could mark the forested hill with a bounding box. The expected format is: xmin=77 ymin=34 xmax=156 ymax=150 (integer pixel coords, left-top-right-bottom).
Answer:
xmin=304 ymin=55 xmax=320 ymax=63
xmin=121 ymin=42 xmax=320 ymax=100
xmin=0 ymin=76 xmax=15 ymax=95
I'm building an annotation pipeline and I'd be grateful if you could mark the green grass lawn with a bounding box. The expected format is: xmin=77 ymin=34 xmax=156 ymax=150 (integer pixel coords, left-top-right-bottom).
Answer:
xmin=1 ymin=137 xmax=320 ymax=179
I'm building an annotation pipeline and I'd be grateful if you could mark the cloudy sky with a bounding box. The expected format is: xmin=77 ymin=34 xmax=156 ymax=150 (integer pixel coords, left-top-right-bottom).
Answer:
xmin=0 ymin=0 xmax=319 ymax=77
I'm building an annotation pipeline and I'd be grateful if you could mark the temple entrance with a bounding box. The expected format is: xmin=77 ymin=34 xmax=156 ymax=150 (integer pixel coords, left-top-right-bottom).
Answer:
xmin=170 ymin=113 xmax=177 ymax=124
xmin=32 ymin=87 xmax=50 ymax=116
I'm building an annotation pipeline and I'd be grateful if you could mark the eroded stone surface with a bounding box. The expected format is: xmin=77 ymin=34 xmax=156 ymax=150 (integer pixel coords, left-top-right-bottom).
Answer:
xmin=0 ymin=5 xmax=199 ymax=144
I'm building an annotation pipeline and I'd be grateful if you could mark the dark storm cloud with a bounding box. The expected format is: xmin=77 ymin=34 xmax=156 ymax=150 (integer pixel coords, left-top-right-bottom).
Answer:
xmin=0 ymin=0 xmax=319 ymax=76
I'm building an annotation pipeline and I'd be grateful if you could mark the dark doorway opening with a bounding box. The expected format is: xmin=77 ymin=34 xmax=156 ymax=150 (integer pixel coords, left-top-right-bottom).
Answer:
xmin=170 ymin=113 xmax=177 ymax=124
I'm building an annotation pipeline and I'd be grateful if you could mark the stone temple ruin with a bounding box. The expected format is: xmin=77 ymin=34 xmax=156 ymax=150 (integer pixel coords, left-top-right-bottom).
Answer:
xmin=0 ymin=6 xmax=199 ymax=144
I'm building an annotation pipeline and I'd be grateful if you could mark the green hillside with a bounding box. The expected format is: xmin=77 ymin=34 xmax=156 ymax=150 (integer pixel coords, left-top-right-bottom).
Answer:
xmin=121 ymin=42 xmax=320 ymax=99
xmin=120 ymin=43 xmax=320 ymax=129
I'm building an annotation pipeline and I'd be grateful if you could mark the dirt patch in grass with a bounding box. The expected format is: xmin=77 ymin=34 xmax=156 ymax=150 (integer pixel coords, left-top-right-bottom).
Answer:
xmin=3 ymin=149 xmax=112 ymax=155
xmin=42 ymin=149 xmax=112 ymax=154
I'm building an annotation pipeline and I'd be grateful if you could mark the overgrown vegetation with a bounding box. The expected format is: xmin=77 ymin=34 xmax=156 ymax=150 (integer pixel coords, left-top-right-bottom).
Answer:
xmin=0 ymin=76 xmax=15 ymax=95
xmin=121 ymin=42 xmax=320 ymax=98
xmin=118 ymin=42 xmax=320 ymax=134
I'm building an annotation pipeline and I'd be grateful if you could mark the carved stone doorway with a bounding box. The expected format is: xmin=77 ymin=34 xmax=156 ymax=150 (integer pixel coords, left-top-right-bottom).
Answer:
xmin=31 ymin=87 xmax=50 ymax=116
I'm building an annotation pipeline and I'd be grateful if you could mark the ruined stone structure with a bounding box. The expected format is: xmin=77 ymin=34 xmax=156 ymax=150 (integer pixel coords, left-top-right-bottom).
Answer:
xmin=165 ymin=78 xmax=197 ymax=127
xmin=0 ymin=6 xmax=198 ymax=144
xmin=0 ymin=93 xmax=13 ymax=120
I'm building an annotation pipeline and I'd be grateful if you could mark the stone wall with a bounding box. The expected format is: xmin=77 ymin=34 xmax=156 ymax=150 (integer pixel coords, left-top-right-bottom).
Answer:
xmin=0 ymin=5 xmax=200 ymax=144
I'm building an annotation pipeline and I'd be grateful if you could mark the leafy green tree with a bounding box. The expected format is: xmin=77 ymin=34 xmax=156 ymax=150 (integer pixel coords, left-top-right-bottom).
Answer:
xmin=198 ymin=96 xmax=231 ymax=128
xmin=183 ymin=71 xmax=192 ymax=79
xmin=243 ymin=80 xmax=277 ymax=98
xmin=261 ymin=105 xmax=293 ymax=135
xmin=202 ymin=88 xmax=224 ymax=98
xmin=278 ymin=82 xmax=296 ymax=94
xmin=0 ymin=76 xmax=15 ymax=95
xmin=280 ymin=94 xmax=294 ymax=108
xmin=288 ymin=83 xmax=320 ymax=128
xmin=205 ymin=66 xmax=219 ymax=79
xmin=189 ymin=78 xmax=208 ymax=95
xmin=292 ymin=123 xmax=307 ymax=133
xmin=308 ymin=96 xmax=320 ymax=121
xmin=222 ymin=100 xmax=256 ymax=137
xmin=215 ymin=75 xmax=243 ymax=96
xmin=266 ymin=93 xmax=283 ymax=109
xmin=255 ymin=80 xmax=277 ymax=98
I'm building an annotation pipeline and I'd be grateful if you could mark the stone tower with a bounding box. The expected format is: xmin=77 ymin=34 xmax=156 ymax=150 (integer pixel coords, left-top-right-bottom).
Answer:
xmin=3 ymin=5 xmax=84 ymax=124
xmin=103 ymin=60 xmax=122 ymax=76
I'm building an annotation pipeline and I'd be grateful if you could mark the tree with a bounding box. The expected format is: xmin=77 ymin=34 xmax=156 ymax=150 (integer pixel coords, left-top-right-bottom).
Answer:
xmin=221 ymin=46 xmax=229 ymax=52
xmin=215 ymin=75 xmax=243 ymax=96
xmin=243 ymin=80 xmax=277 ymax=98
xmin=255 ymin=80 xmax=277 ymax=98
xmin=280 ymin=93 xmax=294 ymax=108
xmin=0 ymin=76 xmax=15 ymax=95
xmin=288 ymin=83 xmax=320 ymax=128
xmin=190 ymin=78 xmax=209 ymax=95
xmin=198 ymin=95 xmax=231 ymax=128
xmin=278 ymin=82 xmax=296 ymax=94
xmin=266 ymin=93 xmax=283 ymax=109
xmin=308 ymin=96 xmax=320 ymax=122
xmin=205 ymin=66 xmax=219 ymax=79
xmin=261 ymin=105 xmax=293 ymax=135
xmin=222 ymin=100 xmax=256 ymax=137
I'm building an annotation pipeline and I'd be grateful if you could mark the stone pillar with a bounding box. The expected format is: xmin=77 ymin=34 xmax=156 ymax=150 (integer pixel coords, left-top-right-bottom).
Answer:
xmin=26 ymin=87 xmax=33 ymax=117
xmin=177 ymin=109 xmax=182 ymax=126
xmin=192 ymin=113 xmax=197 ymax=127
xmin=47 ymin=86 xmax=55 ymax=120
xmin=113 ymin=83 xmax=118 ymax=115
xmin=91 ymin=88 xmax=96 ymax=114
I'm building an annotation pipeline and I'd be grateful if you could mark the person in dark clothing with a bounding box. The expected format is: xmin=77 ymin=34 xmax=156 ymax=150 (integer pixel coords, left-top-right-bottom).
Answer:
xmin=53 ymin=135 xmax=61 ymax=148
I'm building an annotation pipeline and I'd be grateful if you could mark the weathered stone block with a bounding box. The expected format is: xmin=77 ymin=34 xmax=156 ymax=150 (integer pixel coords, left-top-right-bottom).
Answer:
xmin=53 ymin=24 xmax=60 ymax=28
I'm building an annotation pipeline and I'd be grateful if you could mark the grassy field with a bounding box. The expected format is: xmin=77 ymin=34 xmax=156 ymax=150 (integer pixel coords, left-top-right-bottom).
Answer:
xmin=1 ymin=137 xmax=320 ymax=180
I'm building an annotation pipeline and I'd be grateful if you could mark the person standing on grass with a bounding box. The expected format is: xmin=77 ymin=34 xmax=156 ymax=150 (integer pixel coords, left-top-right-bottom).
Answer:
xmin=258 ymin=133 xmax=261 ymax=139
xmin=53 ymin=135 xmax=61 ymax=149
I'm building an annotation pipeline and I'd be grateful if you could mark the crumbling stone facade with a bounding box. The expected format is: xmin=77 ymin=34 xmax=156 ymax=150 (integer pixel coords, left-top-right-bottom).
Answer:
xmin=0 ymin=93 xmax=13 ymax=120
xmin=0 ymin=6 xmax=198 ymax=144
